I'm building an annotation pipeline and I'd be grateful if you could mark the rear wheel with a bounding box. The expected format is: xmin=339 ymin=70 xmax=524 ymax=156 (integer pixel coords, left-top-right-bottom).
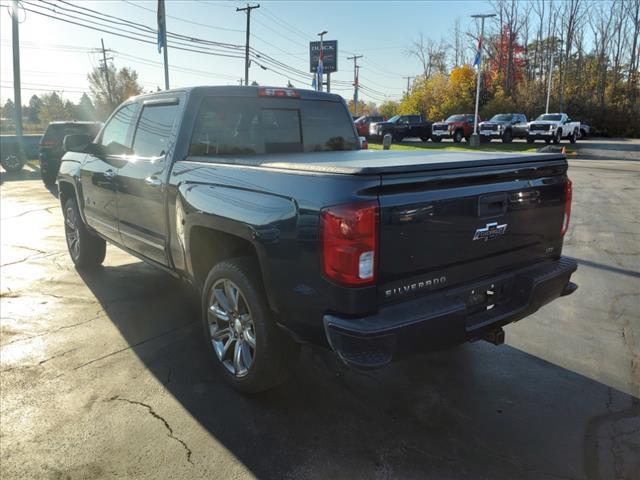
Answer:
xmin=526 ymin=136 xmax=534 ymax=144
xmin=453 ymin=130 xmax=463 ymax=143
xmin=501 ymin=129 xmax=513 ymax=143
xmin=420 ymin=137 xmax=429 ymax=142
xmin=202 ymin=258 xmax=299 ymax=393
xmin=40 ymin=158 xmax=58 ymax=186
xmin=63 ymin=198 xmax=106 ymax=269
xmin=1 ymin=153 xmax=25 ymax=172
xmin=545 ymin=138 xmax=551 ymax=144
xmin=579 ymin=128 xmax=588 ymax=139
xmin=569 ymin=130 xmax=577 ymax=144
xmin=393 ymin=134 xmax=404 ymax=143
xmin=431 ymin=136 xmax=442 ymax=143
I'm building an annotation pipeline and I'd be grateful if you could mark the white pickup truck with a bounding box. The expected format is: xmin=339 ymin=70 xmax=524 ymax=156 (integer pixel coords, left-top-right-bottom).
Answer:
xmin=526 ymin=113 xmax=580 ymax=144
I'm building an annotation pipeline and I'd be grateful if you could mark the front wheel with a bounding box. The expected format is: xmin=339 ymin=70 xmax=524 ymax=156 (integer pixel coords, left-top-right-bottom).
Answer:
xmin=420 ymin=137 xmax=430 ymax=142
xmin=431 ymin=136 xmax=442 ymax=143
xmin=63 ymin=198 xmax=106 ymax=269
xmin=501 ymin=129 xmax=513 ymax=143
xmin=1 ymin=154 xmax=25 ymax=172
xmin=202 ymin=258 xmax=299 ymax=393
xmin=453 ymin=130 xmax=463 ymax=143
xmin=553 ymin=130 xmax=562 ymax=144
xmin=526 ymin=136 xmax=534 ymax=144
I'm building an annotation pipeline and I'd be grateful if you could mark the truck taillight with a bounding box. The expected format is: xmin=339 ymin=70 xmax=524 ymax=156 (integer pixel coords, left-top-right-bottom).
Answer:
xmin=321 ymin=201 xmax=378 ymax=286
xmin=258 ymin=87 xmax=299 ymax=98
xmin=561 ymin=178 xmax=572 ymax=236
xmin=40 ymin=140 xmax=57 ymax=146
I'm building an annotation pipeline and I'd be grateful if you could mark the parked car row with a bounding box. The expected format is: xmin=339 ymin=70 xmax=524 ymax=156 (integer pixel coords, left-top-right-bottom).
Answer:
xmin=357 ymin=111 xmax=585 ymax=145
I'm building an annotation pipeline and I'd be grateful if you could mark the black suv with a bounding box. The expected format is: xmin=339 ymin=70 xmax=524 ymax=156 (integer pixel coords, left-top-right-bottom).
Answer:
xmin=39 ymin=121 xmax=102 ymax=186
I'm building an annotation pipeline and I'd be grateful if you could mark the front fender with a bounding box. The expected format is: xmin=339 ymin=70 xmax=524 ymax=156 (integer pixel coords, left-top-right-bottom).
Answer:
xmin=58 ymin=154 xmax=88 ymax=224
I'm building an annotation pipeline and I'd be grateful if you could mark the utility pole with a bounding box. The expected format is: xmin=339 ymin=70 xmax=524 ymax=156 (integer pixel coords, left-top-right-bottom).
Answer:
xmin=469 ymin=13 xmax=496 ymax=148
xmin=100 ymin=38 xmax=114 ymax=109
xmin=11 ymin=0 xmax=23 ymax=165
xmin=158 ymin=0 xmax=169 ymax=90
xmin=347 ymin=54 xmax=363 ymax=115
xmin=237 ymin=3 xmax=259 ymax=86
xmin=402 ymin=76 xmax=414 ymax=96
xmin=317 ymin=30 xmax=327 ymax=92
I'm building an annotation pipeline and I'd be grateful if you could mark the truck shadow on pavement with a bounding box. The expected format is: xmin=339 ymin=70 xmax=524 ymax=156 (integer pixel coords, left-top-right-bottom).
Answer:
xmin=77 ymin=261 xmax=639 ymax=480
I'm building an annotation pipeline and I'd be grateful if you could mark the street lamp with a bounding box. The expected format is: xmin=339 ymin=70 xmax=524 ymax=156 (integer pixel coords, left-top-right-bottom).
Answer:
xmin=317 ymin=30 xmax=327 ymax=92
xmin=469 ymin=13 xmax=496 ymax=148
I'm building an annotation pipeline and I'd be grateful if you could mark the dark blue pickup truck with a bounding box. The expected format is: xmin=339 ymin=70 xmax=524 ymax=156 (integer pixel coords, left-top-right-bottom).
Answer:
xmin=57 ymin=86 xmax=577 ymax=393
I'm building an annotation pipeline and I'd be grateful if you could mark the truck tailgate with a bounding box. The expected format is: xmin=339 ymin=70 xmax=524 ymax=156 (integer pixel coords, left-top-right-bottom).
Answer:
xmin=377 ymin=158 xmax=569 ymax=303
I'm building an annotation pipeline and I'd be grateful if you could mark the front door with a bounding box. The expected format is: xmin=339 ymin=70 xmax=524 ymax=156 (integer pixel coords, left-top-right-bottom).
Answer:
xmin=81 ymin=103 xmax=138 ymax=242
xmin=116 ymin=97 xmax=182 ymax=265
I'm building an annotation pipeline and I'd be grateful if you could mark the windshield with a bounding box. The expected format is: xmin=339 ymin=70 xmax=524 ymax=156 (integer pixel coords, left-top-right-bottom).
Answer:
xmin=387 ymin=115 xmax=401 ymax=123
xmin=445 ymin=115 xmax=465 ymax=122
xmin=536 ymin=114 xmax=562 ymax=121
xmin=491 ymin=114 xmax=513 ymax=122
xmin=190 ymin=97 xmax=359 ymax=155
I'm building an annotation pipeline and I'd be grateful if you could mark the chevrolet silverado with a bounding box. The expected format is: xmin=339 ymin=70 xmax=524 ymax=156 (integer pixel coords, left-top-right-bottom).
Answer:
xmin=57 ymin=86 xmax=577 ymax=393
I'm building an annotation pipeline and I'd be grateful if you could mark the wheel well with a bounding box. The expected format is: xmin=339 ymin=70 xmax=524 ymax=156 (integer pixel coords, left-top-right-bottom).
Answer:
xmin=189 ymin=226 xmax=258 ymax=287
xmin=58 ymin=181 xmax=75 ymax=208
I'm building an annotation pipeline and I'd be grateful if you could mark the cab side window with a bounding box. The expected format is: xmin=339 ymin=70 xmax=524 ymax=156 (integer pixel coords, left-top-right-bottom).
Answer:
xmin=132 ymin=104 xmax=179 ymax=158
xmin=100 ymin=103 xmax=138 ymax=151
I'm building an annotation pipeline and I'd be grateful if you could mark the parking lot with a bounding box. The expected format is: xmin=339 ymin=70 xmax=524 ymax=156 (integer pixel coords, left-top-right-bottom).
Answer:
xmin=1 ymin=139 xmax=638 ymax=479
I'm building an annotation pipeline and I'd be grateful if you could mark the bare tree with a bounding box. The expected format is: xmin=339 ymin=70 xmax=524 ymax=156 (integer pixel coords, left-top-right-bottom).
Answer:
xmin=558 ymin=0 xmax=586 ymax=111
xmin=407 ymin=33 xmax=448 ymax=78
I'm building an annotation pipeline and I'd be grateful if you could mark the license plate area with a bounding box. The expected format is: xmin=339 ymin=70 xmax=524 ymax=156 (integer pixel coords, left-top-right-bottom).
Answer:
xmin=464 ymin=279 xmax=512 ymax=316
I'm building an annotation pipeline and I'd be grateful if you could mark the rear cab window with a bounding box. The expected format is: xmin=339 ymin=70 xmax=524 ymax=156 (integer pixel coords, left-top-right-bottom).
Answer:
xmin=189 ymin=96 xmax=358 ymax=156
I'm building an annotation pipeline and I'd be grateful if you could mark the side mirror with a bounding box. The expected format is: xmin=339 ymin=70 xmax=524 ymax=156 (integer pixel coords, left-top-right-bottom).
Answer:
xmin=63 ymin=134 xmax=91 ymax=153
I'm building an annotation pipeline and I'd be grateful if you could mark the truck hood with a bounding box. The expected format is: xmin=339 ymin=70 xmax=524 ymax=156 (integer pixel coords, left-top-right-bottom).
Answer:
xmin=530 ymin=120 xmax=560 ymax=127
xmin=187 ymin=150 xmax=565 ymax=176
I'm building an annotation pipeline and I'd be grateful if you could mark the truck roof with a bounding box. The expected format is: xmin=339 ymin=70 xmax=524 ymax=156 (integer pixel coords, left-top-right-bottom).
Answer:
xmin=190 ymin=150 xmax=566 ymax=175
xmin=133 ymin=85 xmax=344 ymax=103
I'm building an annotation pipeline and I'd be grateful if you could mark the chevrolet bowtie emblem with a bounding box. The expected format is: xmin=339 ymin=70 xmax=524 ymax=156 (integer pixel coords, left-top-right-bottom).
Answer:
xmin=473 ymin=222 xmax=507 ymax=241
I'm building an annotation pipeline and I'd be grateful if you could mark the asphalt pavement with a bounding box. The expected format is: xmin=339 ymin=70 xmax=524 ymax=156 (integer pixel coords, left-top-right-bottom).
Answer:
xmin=1 ymin=138 xmax=638 ymax=479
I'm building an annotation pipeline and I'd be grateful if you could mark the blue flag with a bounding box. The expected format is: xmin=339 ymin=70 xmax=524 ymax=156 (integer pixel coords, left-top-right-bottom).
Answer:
xmin=157 ymin=0 xmax=166 ymax=53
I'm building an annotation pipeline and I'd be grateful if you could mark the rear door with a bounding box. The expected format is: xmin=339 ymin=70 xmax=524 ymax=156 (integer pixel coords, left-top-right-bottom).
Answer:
xmin=376 ymin=160 xmax=567 ymax=301
xmin=81 ymin=103 xmax=138 ymax=242
xmin=116 ymin=96 xmax=182 ymax=264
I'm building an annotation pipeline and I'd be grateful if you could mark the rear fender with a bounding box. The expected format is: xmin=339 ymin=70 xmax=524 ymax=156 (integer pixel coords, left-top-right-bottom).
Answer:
xmin=177 ymin=182 xmax=298 ymax=311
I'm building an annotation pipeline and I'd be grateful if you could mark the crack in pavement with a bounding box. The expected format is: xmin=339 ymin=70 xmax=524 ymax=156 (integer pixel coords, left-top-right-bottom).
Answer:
xmin=108 ymin=395 xmax=193 ymax=465
xmin=0 ymin=311 xmax=105 ymax=347
xmin=1 ymin=251 xmax=61 ymax=268
xmin=71 ymin=322 xmax=196 ymax=372
xmin=38 ymin=346 xmax=81 ymax=365
xmin=1 ymin=206 xmax=57 ymax=220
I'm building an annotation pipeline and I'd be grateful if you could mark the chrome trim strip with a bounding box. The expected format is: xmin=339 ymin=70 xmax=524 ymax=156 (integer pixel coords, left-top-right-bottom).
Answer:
xmin=120 ymin=229 xmax=164 ymax=250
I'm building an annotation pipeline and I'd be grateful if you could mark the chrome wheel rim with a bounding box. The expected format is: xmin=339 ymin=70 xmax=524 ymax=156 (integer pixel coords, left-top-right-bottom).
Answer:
xmin=3 ymin=155 xmax=21 ymax=170
xmin=65 ymin=206 xmax=80 ymax=260
xmin=207 ymin=278 xmax=256 ymax=377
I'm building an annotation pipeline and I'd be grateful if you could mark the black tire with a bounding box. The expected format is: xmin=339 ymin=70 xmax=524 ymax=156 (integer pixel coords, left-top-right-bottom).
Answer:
xmin=63 ymin=198 xmax=106 ymax=269
xmin=420 ymin=137 xmax=429 ymax=142
xmin=553 ymin=130 xmax=562 ymax=144
xmin=431 ymin=136 xmax=442 ymax=143
xmin=393 ymin=134 xmax=404 ymax=143
xmin=545 ymin=138 xmax=551 ymax=144
xmin=526 ymin=136 xmax=534 ymax=144
xmin=502 ymin=129 xmax=513 ymax=143
xmin=453 ymin=130 xmax=463 ymax=143
xmin=201 ymin=257 xmax=299 ymax=394
xmin=569 ymin=130 xmax=577 ymax=144
xmin=40 ymin=158 xmax=57 ymax=186
xmin=480 ymin=136 xmax=491 ymax=143
xmin=579 ymin=128 xmax=587 ymax=139
xmin=1 ymin=153 xmax=25 ymax=172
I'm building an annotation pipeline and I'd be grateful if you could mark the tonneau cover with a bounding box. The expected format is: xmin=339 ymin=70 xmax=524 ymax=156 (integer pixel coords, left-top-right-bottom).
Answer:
xmin=187 ymin=150 xmax=565 ymax=175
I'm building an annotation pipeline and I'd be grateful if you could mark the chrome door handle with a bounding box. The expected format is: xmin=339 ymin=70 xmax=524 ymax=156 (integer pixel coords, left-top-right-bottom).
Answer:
xmin=104 ymin=169 xmax=116 ymax=179
xmin=145 ymin=176 xmax=162 ymax=187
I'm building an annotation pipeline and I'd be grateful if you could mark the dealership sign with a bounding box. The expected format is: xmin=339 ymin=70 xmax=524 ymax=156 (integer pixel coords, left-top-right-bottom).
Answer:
xmin=309 ymin=40 xmax=338 ymax=73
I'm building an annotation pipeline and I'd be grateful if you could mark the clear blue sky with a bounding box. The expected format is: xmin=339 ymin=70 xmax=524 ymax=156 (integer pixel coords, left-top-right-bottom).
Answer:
xmin=0 ymin=0 xmax=488 ymax=106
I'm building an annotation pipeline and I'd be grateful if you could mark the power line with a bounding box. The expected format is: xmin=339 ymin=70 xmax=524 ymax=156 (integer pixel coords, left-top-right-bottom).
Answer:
xmin=121 ymin=0 xmax=244 ymax=33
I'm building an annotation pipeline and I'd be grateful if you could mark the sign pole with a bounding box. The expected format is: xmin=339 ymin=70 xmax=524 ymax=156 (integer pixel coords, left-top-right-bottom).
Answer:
xmin=470 ymin=13 xmax=496 ymax=148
